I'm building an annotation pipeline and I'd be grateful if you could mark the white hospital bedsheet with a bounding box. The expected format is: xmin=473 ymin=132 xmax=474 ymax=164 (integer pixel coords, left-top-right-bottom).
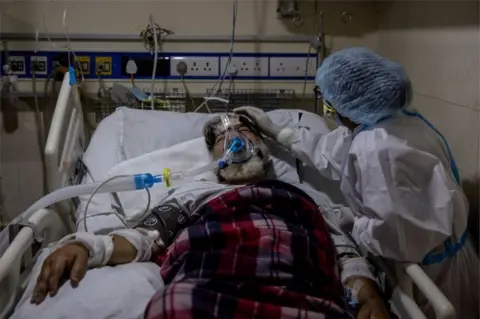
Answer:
xmin=12 ymin=247 xmax=163 ymax=319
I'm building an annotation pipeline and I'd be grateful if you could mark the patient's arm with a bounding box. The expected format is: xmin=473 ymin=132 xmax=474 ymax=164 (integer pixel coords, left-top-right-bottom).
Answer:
xmin=322 ymin=207 xmax=376 ymax=283
xmin=107 ymin=234 xmax=140 ymax=265
xmin=321 ymin=207 xmax=390 ymax=318
xmin=31 ymin=230 xmax=162 ymax=305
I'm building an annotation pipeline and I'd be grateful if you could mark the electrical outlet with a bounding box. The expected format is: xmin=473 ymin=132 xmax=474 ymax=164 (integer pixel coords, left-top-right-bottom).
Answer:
xmin=170 ymin=57 xmax=219 ymax=77
xmin=95 ymin=56 xmax=112 ymax=76
xmin=8 ymin=56 xmax=26 ymax=75
xmin=269 ymin=57 xmax=317 ymax=78
xmin=77 ymin=56 xmax=91 ymax=75
xmin=30 ymin=56 xmax=48 ymax=75
xmin=220 ymin=57 xmax=269 ymax=77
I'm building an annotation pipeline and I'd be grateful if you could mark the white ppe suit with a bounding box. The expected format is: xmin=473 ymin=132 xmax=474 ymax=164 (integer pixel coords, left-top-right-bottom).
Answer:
xmin=281 ymin=109 xmax=479 ymax=318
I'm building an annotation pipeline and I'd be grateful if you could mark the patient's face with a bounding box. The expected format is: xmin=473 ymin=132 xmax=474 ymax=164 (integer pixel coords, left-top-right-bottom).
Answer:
xmin=212 ymin=124 xmax=269 ymax=185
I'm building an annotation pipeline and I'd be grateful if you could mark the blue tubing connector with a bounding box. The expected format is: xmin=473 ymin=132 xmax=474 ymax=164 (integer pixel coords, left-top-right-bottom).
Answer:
xmin=134 ymin=173 xmax=163 ymax=189
xmin=217 ymin=137 xmax=245 ymax=169
xmin=218 ymin=160 xmax=228 ymax=169
xmin=229 ymin=137 xmax=244 ymax=153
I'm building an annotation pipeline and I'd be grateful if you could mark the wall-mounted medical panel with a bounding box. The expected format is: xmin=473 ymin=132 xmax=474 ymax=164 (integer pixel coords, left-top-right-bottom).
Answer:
xmin=0 ymin=51 xmax=317 ymax=80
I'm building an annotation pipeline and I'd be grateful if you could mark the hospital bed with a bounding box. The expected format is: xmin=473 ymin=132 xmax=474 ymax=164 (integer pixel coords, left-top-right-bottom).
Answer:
xmin=0 ymin=72 xmax=456 ymax=319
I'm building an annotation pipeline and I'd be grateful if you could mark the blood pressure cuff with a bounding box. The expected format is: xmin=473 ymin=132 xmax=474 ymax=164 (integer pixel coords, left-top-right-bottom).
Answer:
xmin=135 ymin=198 xmax=190 ymax=246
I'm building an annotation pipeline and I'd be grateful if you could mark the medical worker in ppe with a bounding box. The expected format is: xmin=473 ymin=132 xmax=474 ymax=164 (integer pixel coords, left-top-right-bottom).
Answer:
xmin=235 ymin=47 xmax=479 ymax=318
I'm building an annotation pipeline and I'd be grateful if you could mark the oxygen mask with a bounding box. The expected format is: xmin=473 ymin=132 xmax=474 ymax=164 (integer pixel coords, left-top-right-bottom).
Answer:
xmin=217 ymin=114 xmax=256 ymax=169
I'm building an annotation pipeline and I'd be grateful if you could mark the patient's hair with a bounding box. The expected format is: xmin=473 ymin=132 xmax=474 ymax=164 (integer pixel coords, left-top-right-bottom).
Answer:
xmin=203 ymin=113 xmax=270 ymax=184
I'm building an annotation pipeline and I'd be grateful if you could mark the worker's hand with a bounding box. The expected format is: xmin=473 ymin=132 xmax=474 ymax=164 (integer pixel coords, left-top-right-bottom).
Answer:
xmin=234 ymin=106 xmax=282 ymax=140
xmin=31 ymin=243 xmax=89 ymax=305
xmin=346 ymin=277 xmax=390 ymax=319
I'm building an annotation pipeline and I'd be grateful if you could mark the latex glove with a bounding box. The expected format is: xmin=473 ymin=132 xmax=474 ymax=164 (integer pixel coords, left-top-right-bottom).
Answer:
xmin=234 ymin=106 xmax=284 ymax=140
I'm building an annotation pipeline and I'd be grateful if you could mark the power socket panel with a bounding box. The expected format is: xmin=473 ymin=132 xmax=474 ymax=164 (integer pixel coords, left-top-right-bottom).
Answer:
xmin=170 ymin=56 xmax=219 ymax=77
xmin=220 ymin=57 xmax=269 ymax=77
xmin=8 ymin=56 xmax=26 ymax=75
xmin=30 ymin=56 xmax=48 ymax=75
xmin=269 ymin=57 xmax=317 ymax=78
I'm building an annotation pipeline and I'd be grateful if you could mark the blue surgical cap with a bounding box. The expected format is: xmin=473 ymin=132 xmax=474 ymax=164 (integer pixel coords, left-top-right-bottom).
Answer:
xmin=316 ymin=47 xmax=412 ymax=126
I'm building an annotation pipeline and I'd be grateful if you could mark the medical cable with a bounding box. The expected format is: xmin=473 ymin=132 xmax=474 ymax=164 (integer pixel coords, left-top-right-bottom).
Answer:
xmin=302 ymin=1 xmax=323 ymax=109
xmin=78 ymin=158 xmax=96 ymax=182
xmin=31 ymin=67 xmax=48 ymax=196
xmin=181 ymin=75 xmax=196 ymax=110
xmin=228 ymin=77 xmax=235 ymax=91
xmin=301 ymin=45 xmax=313 ymax=104
xmin=194 ymin=0 xmax=238 ymax=113
xmin=81 ymin=175 xmax=152 ymax=232
xmin=43 ymin=10 xmax=84 ymax=87
xmin=62 ymin=9 xmax=73 ymax=69
xmin=150 ymin=14 xmax=158 ymax=110
xmin=211 ymin=0 xmax=238 ymax=93
xmin=140 ymin=17 xmax=173 ymax=110
xmin=62 ymin=9 xmax=84 ymax=88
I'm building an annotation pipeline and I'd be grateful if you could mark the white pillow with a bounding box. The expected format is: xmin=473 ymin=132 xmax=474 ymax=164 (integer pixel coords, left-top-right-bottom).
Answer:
xmin=82 ymin=107 xmax=328 ymax=179
xmin=108 ymin=137 xmax=218 ymax=223
xmin=119 ymin=107 xmax=214 ymax=160
xmin=118 ymin=107 xmax=329 ymax=162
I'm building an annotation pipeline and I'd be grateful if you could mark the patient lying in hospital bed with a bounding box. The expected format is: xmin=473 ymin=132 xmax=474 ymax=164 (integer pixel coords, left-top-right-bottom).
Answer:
xmin=17 ymin=113 xmax=390 ymax=318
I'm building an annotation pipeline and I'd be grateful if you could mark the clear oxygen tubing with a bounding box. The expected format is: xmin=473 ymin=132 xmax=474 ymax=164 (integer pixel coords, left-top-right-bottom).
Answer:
xmin=80 ymin=161 xmax=220 ymax=232
xmin=10 ymin=161 xmax=220 ymax=229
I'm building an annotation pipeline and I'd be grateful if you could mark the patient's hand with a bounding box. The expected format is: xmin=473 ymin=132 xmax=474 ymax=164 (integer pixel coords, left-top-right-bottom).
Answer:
xmin=345 ymin=277 xmax=390 ymax=319
xmin=31 ymin=243 xmax=89 ymax=305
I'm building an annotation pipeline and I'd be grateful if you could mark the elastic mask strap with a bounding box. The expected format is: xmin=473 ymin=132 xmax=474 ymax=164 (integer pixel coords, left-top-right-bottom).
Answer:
xmin=220 ymin=114 xmax=232 ymax=131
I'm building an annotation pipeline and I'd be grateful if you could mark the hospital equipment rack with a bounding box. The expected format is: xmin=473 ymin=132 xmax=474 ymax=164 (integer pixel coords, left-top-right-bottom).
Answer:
xmin=204 ymin=88 xmax=296 ymax=113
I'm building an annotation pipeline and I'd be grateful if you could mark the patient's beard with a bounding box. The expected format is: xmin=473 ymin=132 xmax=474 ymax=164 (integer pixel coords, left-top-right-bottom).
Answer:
xmin=217 ymin=143 xmax=269 ymax=185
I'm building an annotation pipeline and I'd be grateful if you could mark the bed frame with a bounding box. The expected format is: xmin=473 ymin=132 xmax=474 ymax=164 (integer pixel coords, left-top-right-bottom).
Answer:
xmin=0 ymin=72 xmax=456 ymax=319
xmin=0 ymin=73 xmax=82 ymax=318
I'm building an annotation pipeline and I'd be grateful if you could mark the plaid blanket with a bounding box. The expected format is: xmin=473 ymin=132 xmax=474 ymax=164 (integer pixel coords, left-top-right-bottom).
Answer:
xmin=146 ymin=180 xmax=352 ymax=319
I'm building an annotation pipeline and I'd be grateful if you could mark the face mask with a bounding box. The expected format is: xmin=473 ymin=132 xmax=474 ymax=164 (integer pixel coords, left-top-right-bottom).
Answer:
xmin=217 ymin=114 xmax=256 ymax=169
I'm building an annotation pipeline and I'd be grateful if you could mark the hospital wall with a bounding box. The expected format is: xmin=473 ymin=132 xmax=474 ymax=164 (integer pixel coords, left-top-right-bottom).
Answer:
xmin=376 ymin=1 xmax=480 ymax=244
xmin=0 ymin=1 xmax=379 ymax=224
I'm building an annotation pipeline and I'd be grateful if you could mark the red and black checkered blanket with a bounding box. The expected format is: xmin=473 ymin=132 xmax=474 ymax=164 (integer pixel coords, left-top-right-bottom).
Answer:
xmin=146 ymin=180 xmax=352 ymax=319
